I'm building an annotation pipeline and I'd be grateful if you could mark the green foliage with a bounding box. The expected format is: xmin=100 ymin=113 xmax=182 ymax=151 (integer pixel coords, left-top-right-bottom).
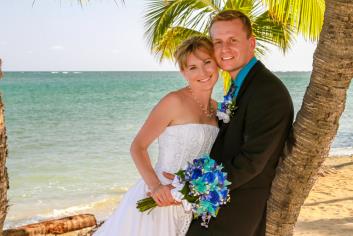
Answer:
xmin=262 ymin=0 xmax=325 ymax=41
xmin=144 ymin=0 xmax=297 ymax=62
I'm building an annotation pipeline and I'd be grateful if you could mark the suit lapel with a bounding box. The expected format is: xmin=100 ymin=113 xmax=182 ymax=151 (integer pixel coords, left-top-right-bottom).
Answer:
xmin=217 ymin=61 xmax=264 ymax=135
xmin=235 ymin=61 xmax=263 ymax=104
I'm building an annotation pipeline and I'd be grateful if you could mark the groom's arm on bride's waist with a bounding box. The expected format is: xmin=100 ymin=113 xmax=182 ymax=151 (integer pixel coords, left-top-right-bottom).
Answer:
xmin=224 ymin=77 xmax=294 ymax=191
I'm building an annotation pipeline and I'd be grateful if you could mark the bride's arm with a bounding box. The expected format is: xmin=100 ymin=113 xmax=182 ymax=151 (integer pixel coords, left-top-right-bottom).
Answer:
xmin=130 ymin=92 xmax=180 ymax=206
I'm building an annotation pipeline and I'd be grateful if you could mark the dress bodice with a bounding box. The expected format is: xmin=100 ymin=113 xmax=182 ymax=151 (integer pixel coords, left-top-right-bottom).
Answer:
xmin=155 ymin=124 xmax=219 ymax=184
xmin=93 ymin=124 xmax=219 ymax=236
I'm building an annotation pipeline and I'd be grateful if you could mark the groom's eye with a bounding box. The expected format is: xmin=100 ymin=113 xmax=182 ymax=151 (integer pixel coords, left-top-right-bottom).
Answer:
xmin=230 ymin=38 xmax=238 ymax=44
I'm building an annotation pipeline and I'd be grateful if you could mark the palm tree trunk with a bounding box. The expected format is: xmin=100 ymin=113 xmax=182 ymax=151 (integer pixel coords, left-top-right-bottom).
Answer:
xmin=0 ymin=58 xmax=9 ymax=234
xmin=266 ymin=0 xmax=353 ymax=235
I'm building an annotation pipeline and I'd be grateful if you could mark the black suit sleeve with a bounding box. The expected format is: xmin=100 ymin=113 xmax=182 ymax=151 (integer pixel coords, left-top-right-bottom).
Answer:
xmin=225 ymin=79 xmax=293 ymax=190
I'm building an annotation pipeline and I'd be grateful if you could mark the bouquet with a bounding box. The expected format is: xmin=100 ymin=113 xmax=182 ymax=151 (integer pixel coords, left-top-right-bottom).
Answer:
xmin=137 ymin=155 xmax=231 ymax=227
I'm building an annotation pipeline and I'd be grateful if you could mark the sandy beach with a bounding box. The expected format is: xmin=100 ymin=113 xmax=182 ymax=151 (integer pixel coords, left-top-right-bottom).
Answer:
xmin=294 ymin=155 xmax=353 ymax=235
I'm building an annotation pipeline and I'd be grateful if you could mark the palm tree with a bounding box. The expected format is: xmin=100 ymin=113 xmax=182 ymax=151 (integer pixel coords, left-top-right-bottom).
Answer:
xmin=0 ymin=58 xmax=9 ymax=235
xmin=265 ymin=0 xmax=353 ymax=235
xmin=144 ymin=0 xmax=296 ymax=62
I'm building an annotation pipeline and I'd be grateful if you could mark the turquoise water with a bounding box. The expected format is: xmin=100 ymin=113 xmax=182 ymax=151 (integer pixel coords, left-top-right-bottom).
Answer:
xmin=1 ymin=71 xmax=352 ymax=228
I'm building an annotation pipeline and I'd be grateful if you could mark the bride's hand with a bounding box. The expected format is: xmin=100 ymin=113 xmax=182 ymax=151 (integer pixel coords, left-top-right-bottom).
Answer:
xmin=162 ymin=172 xmax=175 ymax=180
xmin=150 ymin=184 xmax=175 ymax=207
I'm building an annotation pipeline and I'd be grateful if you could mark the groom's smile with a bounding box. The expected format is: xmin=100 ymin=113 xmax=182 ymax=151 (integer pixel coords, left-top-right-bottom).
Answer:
xmin=221 ymin=56 xmax=234 ymax=61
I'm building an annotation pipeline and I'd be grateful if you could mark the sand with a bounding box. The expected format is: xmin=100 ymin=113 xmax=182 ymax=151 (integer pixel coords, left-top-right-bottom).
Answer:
xmin=294 ymin=156 xmax=353 ymax=236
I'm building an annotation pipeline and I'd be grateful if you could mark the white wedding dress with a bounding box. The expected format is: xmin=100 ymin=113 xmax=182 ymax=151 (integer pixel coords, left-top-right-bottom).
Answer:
xmin=93 ymin=124 xmax=219 ymax=236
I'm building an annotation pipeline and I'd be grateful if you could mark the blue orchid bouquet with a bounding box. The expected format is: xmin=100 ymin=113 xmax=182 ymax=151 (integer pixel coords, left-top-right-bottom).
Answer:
xmin=137 ymin=155 xmax=231 ymax=228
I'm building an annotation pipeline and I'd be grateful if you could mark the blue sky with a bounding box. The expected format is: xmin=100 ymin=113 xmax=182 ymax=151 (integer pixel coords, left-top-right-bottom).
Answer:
xmin=0 ymin=0 xmax=317 ymax=71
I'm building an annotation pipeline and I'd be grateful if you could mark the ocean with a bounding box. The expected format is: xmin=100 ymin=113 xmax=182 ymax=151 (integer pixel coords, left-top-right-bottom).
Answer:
xmin=1 ymin=71 xmax=352 ymax=228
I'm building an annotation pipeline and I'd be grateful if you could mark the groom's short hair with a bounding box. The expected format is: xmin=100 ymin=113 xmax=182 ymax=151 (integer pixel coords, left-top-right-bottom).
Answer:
xmin=209 ymin=10 xmax=253 ymax=38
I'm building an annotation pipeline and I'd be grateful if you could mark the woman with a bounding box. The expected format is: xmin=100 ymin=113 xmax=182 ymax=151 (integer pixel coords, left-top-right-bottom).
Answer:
xmin=93 ymin=36 xmax=219 ymax=236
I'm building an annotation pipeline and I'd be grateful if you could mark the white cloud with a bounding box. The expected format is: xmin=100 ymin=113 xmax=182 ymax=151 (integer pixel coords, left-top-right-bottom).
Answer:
xmin=50 ymin=45 xmax=64 ymax=51
xmin=111 ymin=49 xmax=120 ymax=54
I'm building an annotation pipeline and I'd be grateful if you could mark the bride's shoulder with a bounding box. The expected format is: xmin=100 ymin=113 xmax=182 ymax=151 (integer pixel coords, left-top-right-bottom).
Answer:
xmin=159 ymin=89 xmax=186 ymax=106
xmin=153 ymin=91 xmax=184 ymax=113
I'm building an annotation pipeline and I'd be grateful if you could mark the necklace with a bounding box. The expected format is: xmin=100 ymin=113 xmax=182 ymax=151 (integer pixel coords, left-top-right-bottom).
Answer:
xmin=187 ymin=86 xmax=215 ymax=119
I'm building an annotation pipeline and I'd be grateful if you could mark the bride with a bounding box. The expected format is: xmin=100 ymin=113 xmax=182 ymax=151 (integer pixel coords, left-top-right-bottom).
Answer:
xmin=93 ymin=36 xmax=219 ymax=236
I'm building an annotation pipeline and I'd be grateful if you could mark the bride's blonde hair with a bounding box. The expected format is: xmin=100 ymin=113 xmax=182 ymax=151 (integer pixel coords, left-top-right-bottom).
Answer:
xmin=174 ymin=36 xmax=214 ymax=71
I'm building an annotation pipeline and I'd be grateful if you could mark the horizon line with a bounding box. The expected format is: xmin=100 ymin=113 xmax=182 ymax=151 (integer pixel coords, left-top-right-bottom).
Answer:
xmin=2 ymin=70 xmax=313 ymax=73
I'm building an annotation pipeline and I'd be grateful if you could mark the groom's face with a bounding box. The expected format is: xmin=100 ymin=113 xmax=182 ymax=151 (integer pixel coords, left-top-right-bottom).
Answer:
xmin=210 ymin=19 xmax=255 ymax=78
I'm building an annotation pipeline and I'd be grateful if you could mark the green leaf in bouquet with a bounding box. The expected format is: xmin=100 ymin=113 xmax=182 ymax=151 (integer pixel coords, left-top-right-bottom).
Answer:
xmin=175 ymin=169 xmax=185 ymax=181
xmin=184 ymin=194 xmax=198 ymax=203
xmin=180 ymin=181 xmax=191 ymax=195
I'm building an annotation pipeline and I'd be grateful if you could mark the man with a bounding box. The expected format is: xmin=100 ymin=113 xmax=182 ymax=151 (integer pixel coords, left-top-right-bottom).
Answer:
xmin=185 ymin=10 xmax=294 ymax=236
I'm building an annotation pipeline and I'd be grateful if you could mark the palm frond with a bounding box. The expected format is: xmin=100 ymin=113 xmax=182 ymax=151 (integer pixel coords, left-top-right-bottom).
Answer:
xmin=262 ymin=0 xmax=325 ymax=40
xmin=224 ymin=0 xmax=254 ymax=14
xmin=255 ymin=41 xmax=269 ymax=57
xmin=253 ymin=10 xmax=294 ymax=53
xmin=144 ymin=0 xmax=218 ymax=52
xmin=144 ymin=0 xmax=300 ymax=62
xmin=152 ymin=27 xmax=204 ymax=62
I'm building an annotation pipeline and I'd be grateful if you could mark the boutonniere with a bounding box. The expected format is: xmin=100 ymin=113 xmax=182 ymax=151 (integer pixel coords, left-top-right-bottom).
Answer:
xmin=216 ymin=95 xmax=238 ymax=123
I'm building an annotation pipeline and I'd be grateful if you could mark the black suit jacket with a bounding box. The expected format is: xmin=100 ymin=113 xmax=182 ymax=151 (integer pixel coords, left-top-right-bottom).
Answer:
xmin=187 ymin=61 xmax=294 ymax=236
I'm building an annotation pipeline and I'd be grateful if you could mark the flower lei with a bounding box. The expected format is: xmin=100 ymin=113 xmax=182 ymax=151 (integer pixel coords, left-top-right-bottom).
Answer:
xmin=216 ymin=90 xmax=238 ymax=123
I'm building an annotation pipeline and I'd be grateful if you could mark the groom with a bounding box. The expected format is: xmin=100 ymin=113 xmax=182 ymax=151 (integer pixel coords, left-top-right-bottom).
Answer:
xmin=185 ymin=10 xmax=294 ymax=236
xmin=163 ymin=10 xmax=293 ymax=235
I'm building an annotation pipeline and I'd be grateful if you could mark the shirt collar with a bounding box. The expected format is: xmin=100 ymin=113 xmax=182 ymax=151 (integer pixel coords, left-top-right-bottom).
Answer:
xmin=233 ymin=56 xmax=258 ymax=82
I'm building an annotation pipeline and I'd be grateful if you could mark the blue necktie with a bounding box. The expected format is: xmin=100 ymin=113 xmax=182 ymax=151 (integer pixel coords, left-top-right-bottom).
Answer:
xmin=226 ymin=81 xmax=237 ymax=100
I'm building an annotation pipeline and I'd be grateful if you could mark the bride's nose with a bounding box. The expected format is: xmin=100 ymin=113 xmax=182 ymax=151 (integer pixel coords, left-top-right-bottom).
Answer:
xmin=200 ymin=66 xmax=208 ymax=77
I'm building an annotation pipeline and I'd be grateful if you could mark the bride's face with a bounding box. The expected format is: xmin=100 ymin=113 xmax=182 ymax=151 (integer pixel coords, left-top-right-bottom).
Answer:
xmin=181 ymin=49 xmax=219 ymax=91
